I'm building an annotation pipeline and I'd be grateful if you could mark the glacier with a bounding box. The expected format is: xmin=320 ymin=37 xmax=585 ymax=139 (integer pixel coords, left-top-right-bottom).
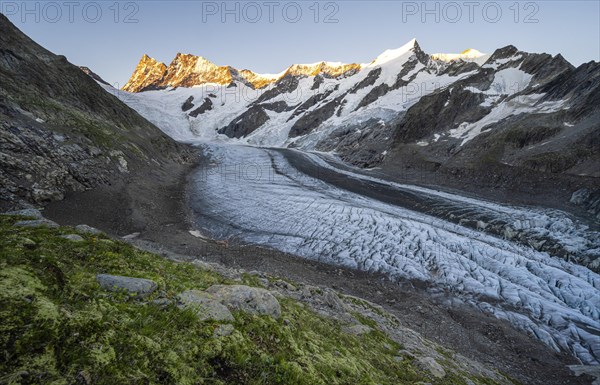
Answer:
xmin=188 ymin=142 xmax=600 ymax=365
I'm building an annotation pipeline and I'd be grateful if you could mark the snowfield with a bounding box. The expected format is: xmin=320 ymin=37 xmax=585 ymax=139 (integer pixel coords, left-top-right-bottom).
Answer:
xmin=189 ymin=142 xmax=600 ymax=365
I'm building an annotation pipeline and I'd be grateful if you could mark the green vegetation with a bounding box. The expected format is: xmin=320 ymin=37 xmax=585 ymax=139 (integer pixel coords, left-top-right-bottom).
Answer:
xmin=0 ymin=215 xmax=510 ymax=384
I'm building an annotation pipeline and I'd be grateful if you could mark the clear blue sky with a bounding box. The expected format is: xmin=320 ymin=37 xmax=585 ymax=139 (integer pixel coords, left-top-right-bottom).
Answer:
xmin=3 ymin=1 xmax=599 ymax=86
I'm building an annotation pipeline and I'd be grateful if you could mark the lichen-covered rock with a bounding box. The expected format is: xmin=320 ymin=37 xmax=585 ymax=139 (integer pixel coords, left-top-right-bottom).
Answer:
xmin=417 ymin=357 xmax=446 ymax=379
xmin=14 ymin=219 xmax=59 ymax=228
xmin=75 ymin=224 xmax=102 ymax=235
xmin=206 ymin=284 xmax=281 ymax=319
xmin=96 ymin=274 xmax=157 ymax=298
xmin=177 ymin=290 xmax=234 ymax=321
xmin=342 ymin=324 xmax=372 ymax=336
xmin=3 ymin=208 xmax=44 ymax=219
xmin=60 ymin=234 xmax=84 ymax=242
xmin=213 ymin=324 xmax=235 ymax=337
xmin=150 ymin=298 xmax=172 ymax=308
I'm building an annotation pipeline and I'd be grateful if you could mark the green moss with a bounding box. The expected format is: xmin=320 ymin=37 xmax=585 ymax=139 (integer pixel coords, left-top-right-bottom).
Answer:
xmin=240 ymin=272 xmax=263 ymax=287
xmin=0 ymin=216 xmax=515 ymax=385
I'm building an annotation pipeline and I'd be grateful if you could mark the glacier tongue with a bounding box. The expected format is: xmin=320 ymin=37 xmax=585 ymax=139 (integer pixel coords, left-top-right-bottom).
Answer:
xmin=189 ymin=142 xmax=600 ymax=365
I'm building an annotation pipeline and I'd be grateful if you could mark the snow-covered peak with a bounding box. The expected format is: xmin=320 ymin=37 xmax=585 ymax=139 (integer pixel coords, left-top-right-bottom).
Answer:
xmin=283 ymin=61 xmax=362 ymax=78
xmin=367 ymin=38 xmax=419 ymax=67
xmin=431 ymin=48 xmax=490 ymax=66
xmin=237 ymin=69 xmax=285 ymax=89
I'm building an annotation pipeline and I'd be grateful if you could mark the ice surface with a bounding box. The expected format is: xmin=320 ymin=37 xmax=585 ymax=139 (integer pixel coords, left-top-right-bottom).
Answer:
xmin=189 ymin=143 xmax=600 ymax=364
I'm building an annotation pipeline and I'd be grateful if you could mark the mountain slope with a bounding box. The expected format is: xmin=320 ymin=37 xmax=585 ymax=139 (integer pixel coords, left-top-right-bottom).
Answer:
xmin=0 ymin=14 xmax=191 ymax=209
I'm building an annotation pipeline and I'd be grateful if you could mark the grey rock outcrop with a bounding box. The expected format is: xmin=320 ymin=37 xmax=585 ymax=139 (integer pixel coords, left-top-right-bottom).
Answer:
xmin=60 ymin=234 xmax=84 ymax=242
xmin=14 ymin=219 xmax=59 ymax=228
xmin=96 ymin=274 xmax=157 ymax=298
xmin=4 ymin=208 xmax=44 ymax=219
xmin=218 ymin=106 xmax=269 ymax=139
xmin=177 ymin=290 xmax=234 ymax=321
xmin=206 ymin=284 xmax=281 ymax=319
xmin=75 ymin=224 xmax=102 ymax=235
xmin=181 ymin=95 xmax=195 ymax=111
xmin=417 ymin=357 xmax=447 ymax=379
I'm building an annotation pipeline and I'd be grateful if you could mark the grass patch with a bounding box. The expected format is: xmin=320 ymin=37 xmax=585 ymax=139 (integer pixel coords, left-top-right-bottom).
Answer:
xmin=0 ymin=215 xmax=512 ymax=385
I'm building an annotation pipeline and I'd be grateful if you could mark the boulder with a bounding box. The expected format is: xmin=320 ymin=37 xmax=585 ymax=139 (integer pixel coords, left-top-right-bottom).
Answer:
xmin=342 ymin=324 xmax=372 ymax=336
xmin=150 ymin=298 xmax=172 ymax=308
xmin=14 ymin=219 xmax=59 ymax=228
xmin=96 ymin=274 xmax=157 ymax=298
xmin=75 ymin=224 xmax=102 ymax=235
xmin=323 ymin=290 xmax=346 ymax=312
xmin=177 ymin=290 xmax=234 ymax=321
xmin=60 ymin=234 xmax=84 ymax=242
xmin=4 ymin=208 xmax=44 ymax=219
xmin=206 ymin=284 xmax=281 ymax=319
xmin=417 ymin=357 xmax=446 ymax=379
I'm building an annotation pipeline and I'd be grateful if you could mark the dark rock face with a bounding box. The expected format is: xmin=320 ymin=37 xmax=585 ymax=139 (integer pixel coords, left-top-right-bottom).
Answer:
xmin=287 ymin=89 xmax=335 ymax=121
xmin=393 ymin=87 xmax=489 ymax=143
xmin=189 ymin=98 xmax=213 ymax=117
xmin=255 ymin=75 xmax=300 ymax=104
xmin=349 ymin=67 xmax=381 ymax=94
xmin=0 ymin=14 xmax=189 ymax=210
xmin=487 ymin=45 xmax=519 ymax=62
xmin=219 ymin=105 xmax=269 ymax=138
xmin=289 ymin=96 xmax=344 ymax=138
xmin=536 ymin=61 xmax=600 ymax=119
xmin=181 ymin=95 xmax=195 ymax=111
xmin=311 ymin=75 xmax=324 ymax=90
xmin=260 ymin=101 xmax=289 ymax=113
xmin=441 ymin=61 xmax=480 ymax=76
xmin=316 ymin=117 xmax=397 ymax=168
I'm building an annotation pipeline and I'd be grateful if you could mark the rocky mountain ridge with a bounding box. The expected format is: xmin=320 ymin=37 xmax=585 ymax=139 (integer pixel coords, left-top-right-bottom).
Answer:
xmin=122 ymin=52 xmax=363 ymax=92
xmin=121 ymin=43 xmax=491 ymax=94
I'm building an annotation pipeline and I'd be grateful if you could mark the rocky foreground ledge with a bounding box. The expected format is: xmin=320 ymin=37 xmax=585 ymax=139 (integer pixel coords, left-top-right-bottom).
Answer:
xmin=0 ymin=209 xmax=531 ymax=385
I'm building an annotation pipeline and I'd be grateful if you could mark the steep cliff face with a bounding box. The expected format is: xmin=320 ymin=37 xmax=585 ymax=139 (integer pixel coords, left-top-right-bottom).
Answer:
xmin=162 ymin=53 xmax=233 ymax=88
xmin=122 ymin=54 xmax=168 ymax=92
xmin=0 ymin=14 xmax=190 ymax=209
